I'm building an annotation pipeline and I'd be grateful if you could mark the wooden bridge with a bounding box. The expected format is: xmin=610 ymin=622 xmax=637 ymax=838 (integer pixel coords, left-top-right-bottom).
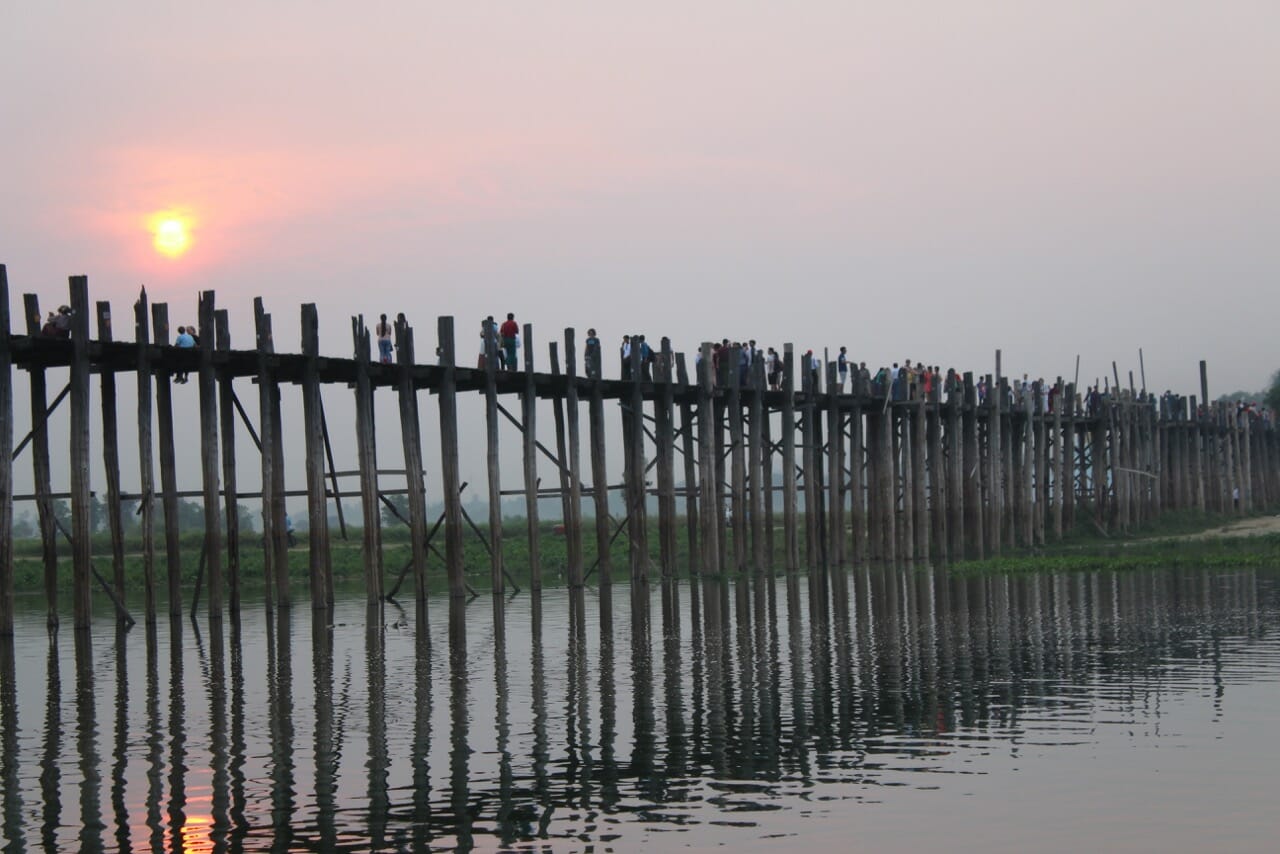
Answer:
xmin=0 ymin=267 xmax=1276 ymax=632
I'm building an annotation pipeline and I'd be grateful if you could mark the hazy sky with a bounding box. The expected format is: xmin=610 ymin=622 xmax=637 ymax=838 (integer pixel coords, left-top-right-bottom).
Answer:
xmin=3 ymin=2 xmax=1278 ymax=506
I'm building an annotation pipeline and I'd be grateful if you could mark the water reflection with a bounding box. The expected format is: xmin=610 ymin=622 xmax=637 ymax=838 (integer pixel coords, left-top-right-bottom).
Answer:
xmin=2 ymin=563 xmax=1279 ymax=850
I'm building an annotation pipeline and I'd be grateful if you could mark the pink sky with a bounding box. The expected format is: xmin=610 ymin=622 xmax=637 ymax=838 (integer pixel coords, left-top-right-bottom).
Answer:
xmin=3 ymin=1 xmax=1278 ymax=498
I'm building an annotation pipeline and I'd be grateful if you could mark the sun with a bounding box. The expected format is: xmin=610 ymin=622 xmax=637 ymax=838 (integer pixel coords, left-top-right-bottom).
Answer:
xmin=147 ymin=210 xmax=195 ymax=258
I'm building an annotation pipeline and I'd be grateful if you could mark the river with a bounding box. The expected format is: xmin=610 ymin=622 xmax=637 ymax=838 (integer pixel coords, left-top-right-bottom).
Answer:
xmin=2 ymin=564 xmax=1278 ymax=852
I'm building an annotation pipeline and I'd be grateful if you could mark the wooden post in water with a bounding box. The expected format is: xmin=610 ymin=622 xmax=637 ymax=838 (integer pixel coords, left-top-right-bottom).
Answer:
xmin=23 ymin=295 xmax=59 ymax=627
xmin=550 ymin=342 xmax=575 ymax=586
xmin=95 ymin=301 xmax=127 ymax=611
xmin=215 ymin=309 xmax=241 ymax=613
xmin=151 ymin=303 xmax=183 ymax=617
xmin=436 ymin=317 xmax=466 ymax=597
xmin=989 ymin=354 xmax=1002 ymax=557
xmin=800 ymin=353 xmax=817 ymax=569
xmin=828 ymin=369 xmax=845 ymax=567
xmin=0 ymin=267 xmax=11 ymax=636
xmin=67 ymin=277 xmax=93 ymax=628
xmin=1020 ymin=386 xmax=1033 ymax=548
xmin=564 ymin=329 xmax=585 ymax=586
xmin=946 ymin=377 xmax=963 ymax=560
xmin=782 ymin=344 xmax=798 ymax=572
xmin=395 ymin=317 xmax=428 ymax=599
xmin=588 ymin=355 xmax=611 ymax=588
xmin=196 ymin=292 xmax=224 ymax=618
xmin=1052 ymin=379 xmax=1064 ymax=542
xmin=481 ymin=317 xmax=504 ymax=594
xmin=352 ymin=316 xmax=382 ymax=602
xmin=849 ymin=391 xmax=870 ymax=563
xmin=254 ymin=300 xmax=287 ymax=608
xmin=878 ymin=395 xmax=895 ymax=562
xmin=656 ymin=336 xmax=677 ymax=578
xmin=133 ymin=290 xmax=157 ymax=622
xmin=927 ymin=389 xmax=944 ymax=561
xmin=729 ymin=345 xmax=747 ymax=573
xmin=962 ymin=372 xmax=981 ymax=559
xmin=520 ymin=323 xmax=542 ymax=590
xmin=913 ymin=397 xmax=929 ymax=560
xmin=697 ymin=344 xmax=720 ymax=575
xmin=1063 ymin=383 xmax=1077 ymax=533
xmin=300 ymin=303 xmax=332 ymax=608
xmin=676 ymin=354 xmax=699 ymax=576
xmin=627 ymin=338 xmax=648 ymax=584
xmin=748 ymin=355 xmax=766 ymax=574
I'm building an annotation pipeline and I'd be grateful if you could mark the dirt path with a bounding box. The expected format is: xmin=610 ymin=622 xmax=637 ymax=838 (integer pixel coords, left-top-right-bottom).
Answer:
xmin=1158 ymin=514 xmax=1280 ymax=542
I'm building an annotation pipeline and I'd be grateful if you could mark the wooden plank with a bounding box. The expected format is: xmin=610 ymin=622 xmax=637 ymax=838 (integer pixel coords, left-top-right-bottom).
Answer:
xmin=68 ymin=276 xmax=92 ymax=628
xmin=300 ymin=303 xmax=332 ymax=608
xmin=436 ymin=317 xmax=466 ymax=597
xmin=95 ymin=300 xmax=127 ymax=612
xmin=351 ymin=315 xmax=383 ymax=602
xmin=197 ymin=291 xmax=224 ymax=618
xmin=0 ymin=267 xmax=11 ymax=635
xmin=24 ymin=294 xmax=59 ymax=627
xmin=521 ymin=323 xmax=541 ymax=590
xmin=215 ymin=309 xmax=241 ymax=612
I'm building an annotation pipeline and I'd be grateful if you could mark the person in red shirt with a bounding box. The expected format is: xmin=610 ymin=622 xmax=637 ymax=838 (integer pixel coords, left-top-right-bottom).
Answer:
xmin=499 ymin=312 xmax=519 ymax=370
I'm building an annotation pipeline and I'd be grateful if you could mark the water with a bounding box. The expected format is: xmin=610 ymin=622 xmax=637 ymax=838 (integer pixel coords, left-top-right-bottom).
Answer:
xmin=2 ymin=564 xmax=1279 ymax=852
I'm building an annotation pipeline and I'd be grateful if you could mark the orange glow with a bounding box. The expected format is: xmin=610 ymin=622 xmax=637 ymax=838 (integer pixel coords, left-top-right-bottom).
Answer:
xmin=147 ymin=209 xmax=195 ymax=258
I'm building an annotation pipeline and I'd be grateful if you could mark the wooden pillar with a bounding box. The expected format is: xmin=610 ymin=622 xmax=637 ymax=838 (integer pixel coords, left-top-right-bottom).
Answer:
xmin=913 ymin=398 xmax=928 ymax=560
xmin=300 ymin=303 xmax=332 ymax=608
xmin=656 ymin=336 xmax=677 ymax=578
xmin=827 ymin=373 xmax=845 ymax=568
xmin=1052 ymin=379 xmax=1064 ymax=542
xmin=393 ymin=317 xmax=428 ymax=599
xmin=195 ymin=292 xmax=225 ymax=618
xmin=254 ymin=300 xmax=287 ymax=608
xmin=927 ymin=392 xmax=944 ymax=561
xmin=1020 ymin=388 xmax=1033 ymax=548
xmin=68 ymin=277 xmax=92 ymax=628
xmin=962 ymin=373 xmax=981 ymax=559
xmin=1063 ymin=384 xmax=1077 ymax=533
xmin=626 ymin=338 xmax=648 ymax=584
xmin=215 ymin=309 xmax=241 ymax=613
xmin=1091 ymin=397 xmax=1106 ymax=532
xmin=748 ymin=355 xmax=766 ymax=573
xmin=697 ymin=344 xmax=720 ymax=575
xmin=22 ymin=296 xmax=58 ymax=626
xmin=850 ymin=397 xmax=866 ymax=564
xmin=879 ymin=400 xmax=896 ymax=562
xmin=0 ymin=267 xmax=11 ymax=635
xmin=588 ymin=360 xmax=612 ymax=587
xmin=800 ymin=353 xmax=817 ymax=568
xmin=352 ymin=315 xmax=383 ymax=603
xmin=131 ymin=291 xmax=157 ymax=622
xmin=94 ymin=300 xmax=127 ymax=611
xmin=481 ymin=317 xmax=504 ymax=594
xmin=1000 ymin=380 xmax=1015 ymax=549
xmin=945 ymin=380 xmax=963 ymax=560
xmin=520 ymin=323 xmax=542 ymax=590
xmin=989 ymin=357 xmax=1003 ymax=557
xmin=550 ymin=342 xmax=575 ymax=585
xmin=564 ymin=329 xmax=586 ymax=586
xmin=436 ymin=317 xmax=466 ymax=596
xmin=782 ymin=344 xmax=798 ymax=572
xmin=729 ymin=345 xmax=747 ymax=572
xmin=152 ymin=304 xmax=185 ymax=616
xmin=676 ymin=355 xmax=699 ymax=576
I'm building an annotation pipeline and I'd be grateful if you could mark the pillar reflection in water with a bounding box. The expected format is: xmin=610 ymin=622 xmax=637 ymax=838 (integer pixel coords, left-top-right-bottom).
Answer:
xmin=267 ymin=607 xmax=295 ymax=850
xmin=448 ymin=596 xmax=471 ymax=850
xmin=0 ymin=634 xmax=21 ymax=850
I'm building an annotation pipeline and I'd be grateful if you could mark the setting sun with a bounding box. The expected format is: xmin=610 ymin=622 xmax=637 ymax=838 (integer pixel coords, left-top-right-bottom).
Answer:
xmin=147 ymin=210 xmax=195 ymax=258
